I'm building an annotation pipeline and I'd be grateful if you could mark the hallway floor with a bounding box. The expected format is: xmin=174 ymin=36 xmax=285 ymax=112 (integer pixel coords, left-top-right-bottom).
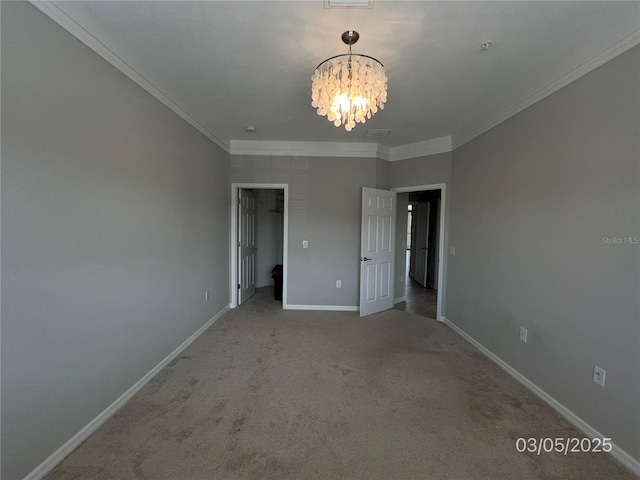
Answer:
xmin=394 ymin=250 xmax=438 ymax=319
xmin=395 ymin=276 xmax=438 ymax=318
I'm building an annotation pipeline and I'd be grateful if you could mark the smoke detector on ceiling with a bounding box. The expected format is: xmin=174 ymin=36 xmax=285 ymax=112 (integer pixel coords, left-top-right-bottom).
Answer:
xmin=366 ymin=129 xmax=391 ymax=139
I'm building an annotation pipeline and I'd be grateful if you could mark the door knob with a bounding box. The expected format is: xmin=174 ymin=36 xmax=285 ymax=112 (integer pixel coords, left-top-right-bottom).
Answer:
xmin=361 ymin=257 xmax=372 ymax=262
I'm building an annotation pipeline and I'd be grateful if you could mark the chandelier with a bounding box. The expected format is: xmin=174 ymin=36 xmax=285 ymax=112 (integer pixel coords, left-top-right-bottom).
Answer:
xmin=311 ymin=31 xmax=387 ymax=131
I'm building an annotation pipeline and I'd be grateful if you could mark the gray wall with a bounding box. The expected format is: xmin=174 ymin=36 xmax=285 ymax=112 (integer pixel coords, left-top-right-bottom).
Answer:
xmin=1 ymin=3 xmax=230 ymax=479
xmin=231 ymin=156 xmax=377 ymax=307
xmin=389 ymin=152 xmax=453 ymax=316
xmin=254 ymin=189 xmax=283 ymax=288
xmin=447 ymin=46 xmax=640 ymax=460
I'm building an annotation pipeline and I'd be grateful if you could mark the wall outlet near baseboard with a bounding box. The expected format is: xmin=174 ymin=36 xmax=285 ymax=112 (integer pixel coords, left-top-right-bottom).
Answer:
xmin=519 ymin=327 xmax=528 ymax=343
xmin=336 ymin=280 xmax=341 ymax=288
xmin=593 ymin=366 xmax=606 ymax=387
xmin=205 ymin=290 xmax=210 ymax=301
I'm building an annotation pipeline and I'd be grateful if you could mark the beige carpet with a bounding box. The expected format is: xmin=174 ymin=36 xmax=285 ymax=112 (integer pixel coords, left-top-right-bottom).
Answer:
xmin=45 ymin=288 xmax=635 ymax=480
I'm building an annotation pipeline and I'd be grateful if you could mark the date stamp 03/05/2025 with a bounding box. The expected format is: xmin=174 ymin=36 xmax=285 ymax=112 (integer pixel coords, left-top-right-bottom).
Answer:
xmin=516 ymin=437 xmax=612 ymax=456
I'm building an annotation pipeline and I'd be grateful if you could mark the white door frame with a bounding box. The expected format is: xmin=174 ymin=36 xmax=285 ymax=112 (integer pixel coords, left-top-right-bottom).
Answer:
xmin=230 ymin=183 xmax=288 ymax=309
xmin=392 ymin=183 xmax=446 ymax=322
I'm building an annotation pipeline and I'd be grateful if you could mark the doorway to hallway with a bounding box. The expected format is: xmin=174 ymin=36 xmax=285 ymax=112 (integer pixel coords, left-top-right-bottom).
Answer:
xmin=392 ymin=184 xmax=445 ymax=320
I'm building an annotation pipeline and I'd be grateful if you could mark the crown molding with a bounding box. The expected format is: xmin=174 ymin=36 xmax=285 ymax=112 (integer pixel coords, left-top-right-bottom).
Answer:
xmin=376 ymin=144 xmax=391 ymax=162
xmin=230 ymin=137 xmax=451 ymax=161
xmin=29 ymin=0 xmax=231 ymax=154
xmin=387 ymin=136 xmax=452 ymax=161
xmin=452 ymin=29 xmax=640 ymax=149
xmin=230 ymin=140 xmax=384 ymax=159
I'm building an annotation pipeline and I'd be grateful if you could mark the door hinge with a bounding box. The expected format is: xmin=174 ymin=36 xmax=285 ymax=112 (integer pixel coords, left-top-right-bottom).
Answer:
xmin=238 ymin=284 xmax=241 ymax=289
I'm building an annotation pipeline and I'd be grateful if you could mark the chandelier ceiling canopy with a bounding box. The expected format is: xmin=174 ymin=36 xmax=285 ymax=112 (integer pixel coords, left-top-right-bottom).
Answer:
xmin=311 ymin=31 xmax=387 ymax=132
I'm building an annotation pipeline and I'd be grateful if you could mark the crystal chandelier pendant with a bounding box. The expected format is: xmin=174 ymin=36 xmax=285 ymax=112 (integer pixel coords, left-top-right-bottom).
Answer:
xmin=311 ymin=31 xmax=387 ymax=132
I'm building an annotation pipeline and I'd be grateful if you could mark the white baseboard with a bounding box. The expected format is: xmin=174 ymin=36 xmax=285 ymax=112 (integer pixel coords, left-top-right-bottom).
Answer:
xmin=285 ymin=304 xmax=359 ymax=312
xmin=442 ymin=317 xmax=640 ymax=477
xmin=24 ymin=306 xmax=230 ymax=480
xmin=394 ymin=296 xmax=406 ymax=304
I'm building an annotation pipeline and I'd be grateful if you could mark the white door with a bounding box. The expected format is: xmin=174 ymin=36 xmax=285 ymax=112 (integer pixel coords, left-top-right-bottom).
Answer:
xmin=360 ymin=187 xmax=396 ymax=317
xmin=238 ymin=189 xmax=256 ymax=305
xmin=414 ymin=202 xmax=430 ymax=287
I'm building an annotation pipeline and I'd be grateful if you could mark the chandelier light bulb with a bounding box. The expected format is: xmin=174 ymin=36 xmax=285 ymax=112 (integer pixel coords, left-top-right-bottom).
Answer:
xmin=311 ymin=31 xmax=387 ymax=131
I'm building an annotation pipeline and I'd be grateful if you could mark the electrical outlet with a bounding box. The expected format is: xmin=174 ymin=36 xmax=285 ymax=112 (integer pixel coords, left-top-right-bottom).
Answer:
xmin=593 ymin=366 xmax=606 ymax=387
xmin=205 ymin=290 xmax=210 ymax=301
xmin=519 ymin=327 xmax=528 ymax=343
xmin=400 ymin=274 xmax=404 ymax=284
xmin=449 ymin=246 xmax=456 ymax=256
xmin=336 ymin=280 xmax=341 ymax=288
xmin=303 ymin=240 xmax=308 ymax=248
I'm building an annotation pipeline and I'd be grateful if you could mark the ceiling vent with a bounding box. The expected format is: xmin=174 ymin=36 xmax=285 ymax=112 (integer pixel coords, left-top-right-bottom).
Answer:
xmin=324 ymin=0 xmax=374 ymax=9
xmin=366 ymin=129 xmax=391 ymax=139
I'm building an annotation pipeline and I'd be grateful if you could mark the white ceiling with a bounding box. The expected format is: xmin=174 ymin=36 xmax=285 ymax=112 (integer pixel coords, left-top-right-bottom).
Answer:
xmin=41 ymin=1 xmax=639 ymax=152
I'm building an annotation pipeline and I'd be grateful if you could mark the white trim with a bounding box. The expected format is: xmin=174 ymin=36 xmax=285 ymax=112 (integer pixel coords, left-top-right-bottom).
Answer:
xmin=23 ymin=306 xmax=230 ymax=480
xmin=394 ymin=296 xmax=406 ymax=304
xmin=29 ymin=1 xmax=230 ymax=153
xmin=392 ymin=183 xmax=447 ymax=322
xmin=229 ymin=137 xmax=451 ymax=162
xmin=376 ymin=144 xmax=391 ymax=162
xmin=230 ymin=184 xmax=288 ymax=309
xmin=452 ymin=30 xmax=640 ymax=149
xmin=388 ymin=136 xmax=452 ymax=162
xmin=442 ymin=317 xmax=640 ymax=477
xmin=230 ymin=140 xmax=381 ymax=159
xmin=285 ymin=304 xmax=359 ymax=312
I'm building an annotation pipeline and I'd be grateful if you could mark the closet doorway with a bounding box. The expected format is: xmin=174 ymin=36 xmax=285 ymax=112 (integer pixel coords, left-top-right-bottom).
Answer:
xmin=230 ymin=184 xmax=288 ymax=308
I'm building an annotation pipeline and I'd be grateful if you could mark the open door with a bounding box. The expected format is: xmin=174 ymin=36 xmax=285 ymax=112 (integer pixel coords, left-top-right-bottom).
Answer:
xmin=360 ymin=187 xmax=396 ymax=317
xmin=238 ymin=189 xmax=256 ymax=305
